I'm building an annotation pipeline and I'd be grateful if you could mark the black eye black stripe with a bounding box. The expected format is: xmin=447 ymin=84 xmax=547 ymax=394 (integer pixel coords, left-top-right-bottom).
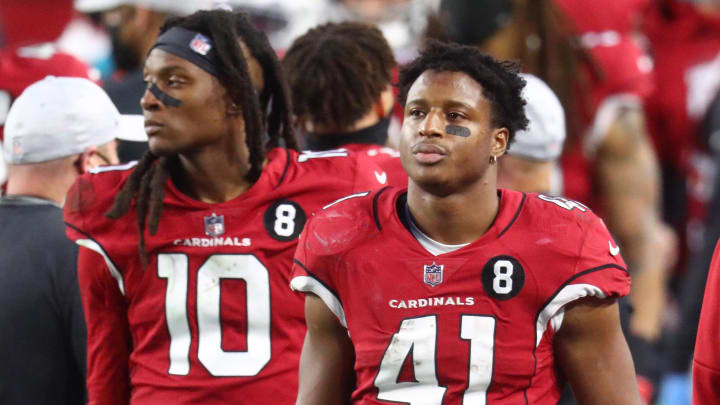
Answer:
xmin=149 ymin=84 xmax=183 ymax=108
xmin=446 ymin=125 xmax=470 ymax=137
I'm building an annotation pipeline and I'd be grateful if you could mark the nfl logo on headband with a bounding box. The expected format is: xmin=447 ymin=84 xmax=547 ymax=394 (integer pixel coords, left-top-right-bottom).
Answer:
xmin=190 ymin=33 xmax=212 ymax=56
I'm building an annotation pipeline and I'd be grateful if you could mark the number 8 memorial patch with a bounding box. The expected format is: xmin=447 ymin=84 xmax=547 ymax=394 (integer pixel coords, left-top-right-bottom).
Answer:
xmin=263 ymin=199 xmax=307 ymax=241
xmin=481 ymin=255 xmax=525 ymax=300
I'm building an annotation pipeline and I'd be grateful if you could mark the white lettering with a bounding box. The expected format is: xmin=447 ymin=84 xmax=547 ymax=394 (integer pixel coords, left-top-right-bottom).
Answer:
xmin=387 ymin=296 xmax=476 ymax=309
xmin=168 ymin=237 xmax=253 ymax=248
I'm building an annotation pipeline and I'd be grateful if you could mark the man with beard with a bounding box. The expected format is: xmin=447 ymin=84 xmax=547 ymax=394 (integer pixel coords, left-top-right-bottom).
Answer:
xmin=73 ymin=0 xmax=211 ymax=161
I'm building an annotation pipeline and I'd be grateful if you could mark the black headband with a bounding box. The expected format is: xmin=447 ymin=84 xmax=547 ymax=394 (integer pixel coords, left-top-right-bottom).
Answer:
xmin=150 ymin=26 xmax=221 ymax=78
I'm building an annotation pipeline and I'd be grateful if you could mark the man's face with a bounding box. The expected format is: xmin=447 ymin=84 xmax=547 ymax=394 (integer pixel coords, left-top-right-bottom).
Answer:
xmin=399 ymin=70 xmax=507 ymax=194
xmin=101 ymin=5 xmax=141 ymax=71
xmin=140 ymin=49 xmax=239 ymax=157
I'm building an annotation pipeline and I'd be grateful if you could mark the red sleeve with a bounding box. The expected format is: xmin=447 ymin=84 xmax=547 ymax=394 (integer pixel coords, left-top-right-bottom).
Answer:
xmin=693 ymin=239 xmax=720 ymax=402
xmin=77 ymin=247 xmax=132 ymax=405
xmin=290 ymin=191 xmax=378 ymax=327
xmin=290 ymin=214 xmax=348 ymax=327
xmin=570 ymin=216 xmax=631 ymax=298
xmin=535 ymin=213 xmax=631 ymax=344
xmin=351 ymin=151 xmax=393 ymax=192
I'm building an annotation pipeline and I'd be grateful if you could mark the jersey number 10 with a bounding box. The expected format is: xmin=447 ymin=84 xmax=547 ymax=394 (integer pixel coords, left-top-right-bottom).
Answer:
xmin=157 ymin=253 xmax=271 ymax=377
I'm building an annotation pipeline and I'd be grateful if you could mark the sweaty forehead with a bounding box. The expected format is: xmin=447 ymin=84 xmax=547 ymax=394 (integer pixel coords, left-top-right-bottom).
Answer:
xmin=407 ymin=70 xmax=486 ymax=108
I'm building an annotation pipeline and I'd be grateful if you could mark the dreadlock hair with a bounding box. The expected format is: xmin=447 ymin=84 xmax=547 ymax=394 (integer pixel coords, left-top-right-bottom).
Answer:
xmin=105 ymin=9 xmax=297 ymax=266
xmin=398 ymin=40 xmax=529 ymax=145
xmin=282 ymin=21 xmax=397 ymax=132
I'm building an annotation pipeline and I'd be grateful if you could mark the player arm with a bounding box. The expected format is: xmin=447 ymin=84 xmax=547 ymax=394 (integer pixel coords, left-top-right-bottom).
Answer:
xmin=77 ymin=246 xmax=132 ymax=405
xmin=296 ymin=293 xmax=355 ymax=405
xmin=554 ymin=297 xmax=642 ymax=405
xmin=595 ymin=105 xmax=674 ymax=341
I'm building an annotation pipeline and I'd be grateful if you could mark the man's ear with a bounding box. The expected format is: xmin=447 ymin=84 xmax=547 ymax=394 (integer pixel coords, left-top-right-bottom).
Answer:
xmin=226 ymin=99 xmax=242 ymax=117
xmin=78 ymin=146 xmax=106 ymax=173
xmin=491 ymin=127 xmax=509 ymax=157
xmin=378 ymin=84 xmax=395 ymax=118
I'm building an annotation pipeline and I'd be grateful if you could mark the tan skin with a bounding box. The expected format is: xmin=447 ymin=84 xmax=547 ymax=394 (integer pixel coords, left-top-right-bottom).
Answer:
xmin=596 ymin=107 xmax=676 ymax=340
xmin=296 ymin=70 xmax=641 ymax=405
xmin=7 ymin=140 xmax=119 ymax=205
xmin=102 ymin=5 xmax=167 ymax=65
xmin=141 ymin=48 xmax=259 ymax=204
xmin=497 ymin=154 xmax=556 ymax=194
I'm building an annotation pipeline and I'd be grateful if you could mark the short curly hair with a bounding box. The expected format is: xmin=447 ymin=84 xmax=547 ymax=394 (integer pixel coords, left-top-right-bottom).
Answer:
xmin=398 ymin=39 xmax=529 ymax=144
xmin=282 ymin=21 xmax=396 ymax=131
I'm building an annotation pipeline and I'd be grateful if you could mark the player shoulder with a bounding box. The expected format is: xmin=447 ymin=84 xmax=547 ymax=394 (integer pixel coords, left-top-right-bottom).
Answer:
xmin=520 ymin=193 xmax=606 ymax=239
xmin=302 ymin=187 xmax=394 ymax=255
xmin=525 ymin=193 xmax=596 ymax=220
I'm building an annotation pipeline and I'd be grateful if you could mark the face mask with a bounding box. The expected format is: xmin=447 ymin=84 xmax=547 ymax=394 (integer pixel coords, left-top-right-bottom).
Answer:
xmin=440 ymin=0 xmax=514 ymax=45
xmin=107 ymin=25 xmax=140 ymax=72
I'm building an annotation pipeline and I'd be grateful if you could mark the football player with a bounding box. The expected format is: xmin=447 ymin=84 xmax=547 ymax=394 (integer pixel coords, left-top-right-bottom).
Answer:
xmin=64 ymin=9 xmax=382 ymax=405
xmin=282 ymin=21 xmax=406 ymax=187
xmin=291 ymin=40 xmax=642 ymax=404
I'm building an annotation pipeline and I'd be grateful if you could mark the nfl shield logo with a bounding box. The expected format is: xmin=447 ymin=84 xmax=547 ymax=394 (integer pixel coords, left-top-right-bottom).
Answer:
xmin=204 ymin=213 xmax=225 ymax=237
xmin=189 ymin=33 xmax=212 ymax=55
xmin=424 ymin=262 xmax=444 ymax=287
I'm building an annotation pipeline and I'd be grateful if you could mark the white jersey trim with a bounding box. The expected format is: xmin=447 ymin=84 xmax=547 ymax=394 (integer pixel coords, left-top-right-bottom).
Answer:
xmin=76 ymin=238 xmax=126 ymax=296
xmin=535 ymin=283 xmax=606 ymax=347
xmin=290 ymin=276 xmax=347 ymax=328
xmin=89 ymin=160 xmax=138 ymax=174
xmin=322 ymin=191 xmax=371 ymax=210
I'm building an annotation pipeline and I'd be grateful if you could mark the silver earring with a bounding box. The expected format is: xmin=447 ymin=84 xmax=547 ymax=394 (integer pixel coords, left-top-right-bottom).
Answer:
xmin=489 ymin=155 xmax=497 ymax=164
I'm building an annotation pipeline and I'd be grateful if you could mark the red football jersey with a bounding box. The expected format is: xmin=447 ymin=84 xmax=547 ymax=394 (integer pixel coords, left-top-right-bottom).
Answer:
xmin=64 ymin=148 xmax=386 ymax=405
xmin=693 ymin=238 xmax=720 ymax=402
xmin=342 ymin=143 xmax=407 ymax=188
xmin=0 ymin=45 xmax=96 ymax=140
xmin=292 ymin=187 xmax=630 ymax=404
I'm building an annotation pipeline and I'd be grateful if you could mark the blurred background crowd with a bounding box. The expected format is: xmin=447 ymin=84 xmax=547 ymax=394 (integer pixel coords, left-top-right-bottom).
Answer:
xmin=1 ymin=0 xmax=719 ymax=404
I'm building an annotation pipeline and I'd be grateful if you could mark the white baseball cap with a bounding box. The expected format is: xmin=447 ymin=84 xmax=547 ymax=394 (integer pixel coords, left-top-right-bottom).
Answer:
xmin=4 ymin=76 xmax=146 ymax=164
xmin=74 ymin=0 xmax=214 ymax=15
xmin=507 ymin=73 xmax=566 ymax=162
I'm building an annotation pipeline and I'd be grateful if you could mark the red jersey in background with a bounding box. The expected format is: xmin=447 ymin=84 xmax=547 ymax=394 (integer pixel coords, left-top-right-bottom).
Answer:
xmin=692 ymin=238 xmax=720 ymax=402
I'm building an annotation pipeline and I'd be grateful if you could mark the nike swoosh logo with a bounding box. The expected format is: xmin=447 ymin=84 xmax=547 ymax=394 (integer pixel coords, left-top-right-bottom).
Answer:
xmin=608 ymin=241 xmax=620 ymax=256
xmin=374 ymin=170 xmax=387 ymax=185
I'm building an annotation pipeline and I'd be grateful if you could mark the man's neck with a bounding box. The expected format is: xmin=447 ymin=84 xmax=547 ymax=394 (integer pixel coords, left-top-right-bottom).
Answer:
xmin=306 ymin=116 xmax=390 ymax=150
xmin=6 ymin=165 xmax=75 ymax=205
xmin=174 ymin=145 xmax=261 ymax=204
xmin=406 ymin=176 xmax=499 ymax=245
